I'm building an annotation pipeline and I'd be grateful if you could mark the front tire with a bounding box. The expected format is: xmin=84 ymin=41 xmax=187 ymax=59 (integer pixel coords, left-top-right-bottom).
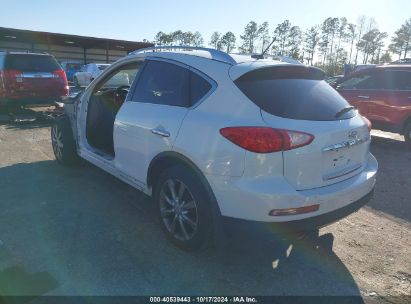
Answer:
xmin=51 ymin=116 xmax=78 ymax=165
xmin=154 ymin=165 xmax=214 ymax=251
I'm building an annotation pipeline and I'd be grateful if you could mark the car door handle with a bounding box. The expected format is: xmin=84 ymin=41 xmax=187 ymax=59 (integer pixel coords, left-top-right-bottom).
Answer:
xmin=358 ymin=95 xmax=370 ymax=99
xmin=151 ymin=129 xmax=170 ymax=137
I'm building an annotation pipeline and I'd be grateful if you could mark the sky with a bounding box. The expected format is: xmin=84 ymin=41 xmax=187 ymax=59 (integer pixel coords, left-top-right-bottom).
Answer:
xmin=0 ymin=0 xmax=410 ymax=45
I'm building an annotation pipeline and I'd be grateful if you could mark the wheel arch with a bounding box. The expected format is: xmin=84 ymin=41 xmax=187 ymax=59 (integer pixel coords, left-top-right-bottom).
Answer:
xmin=146 ymin=151 xmax=221 ymax=214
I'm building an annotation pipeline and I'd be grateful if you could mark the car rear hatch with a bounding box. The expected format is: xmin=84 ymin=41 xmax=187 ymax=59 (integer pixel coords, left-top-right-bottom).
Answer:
xmin=234 ymin=65 xmax=371 ymax=190
xmin=3 ymin=54 xmax=67 ymax=98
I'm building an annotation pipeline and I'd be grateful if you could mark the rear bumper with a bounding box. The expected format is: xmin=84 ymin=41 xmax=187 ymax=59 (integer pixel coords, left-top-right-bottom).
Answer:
xmin=207 ymin=153 xmax=377 ymax=222
xmin=268 ymin=189 xmax=373 ymax=231
xmin=222 ymin=189 xmax=374 ymax=233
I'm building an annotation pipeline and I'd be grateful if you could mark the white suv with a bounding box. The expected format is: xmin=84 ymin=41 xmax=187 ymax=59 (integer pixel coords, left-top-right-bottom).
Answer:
xmin=51 ymin=46 xmax=377 ymax=250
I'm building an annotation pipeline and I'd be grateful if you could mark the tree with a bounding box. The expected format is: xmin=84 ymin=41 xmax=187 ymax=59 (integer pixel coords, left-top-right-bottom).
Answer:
xmin=304 ymin=26 xmax=320 ymax=65
xmin=400 ymin=19 xmax=411 ymax=58
xmin=154 ymin=31 xmax=173 ymax=46
xmin=258 ymin=22 xmax=270 ymax=53
xmin=354 ymin=15 xmax=367 ymax=65
xmin=287 ymin=26 xmax=302 ymax=59
xmin=182 ymin=31 xmax=195 ymax=45
xmin=192 ymin=31 xmax=204 ymax=47
xmin=240 ymin=21 xmax=259 ymax=53
xmin=320 ymin=17 xmax=339 ymax=66
xmin=389 ymin=30 xmax=406 ymax=60
xmin=220 ymin=32 xmax=236 ymax=53
xmin=334 ymin=17 xmax=348 ymax=67
xmin=347 ymin=23 xmax=356 ymax=63
xmin=273 ymin=20 xmax=291 ymax=55
xmin=209 ymin=31 xmax=222 ymax=50
xmin=358 ymin=29 xmax=387 ymax=63
xmin=380 ymin=51 xmax=392 ymax=63
xmin=318 ymin=17 xmax=336 ymax=65
xmin=171 ymin=30 xmax=184 ymax=45
xmin=360 ymin=18 xmax=378 ymax=62
xmin=389 ymin=19 xmax=411 ymax=60
xmin=271 ymin=20 xmax=301 ymax=58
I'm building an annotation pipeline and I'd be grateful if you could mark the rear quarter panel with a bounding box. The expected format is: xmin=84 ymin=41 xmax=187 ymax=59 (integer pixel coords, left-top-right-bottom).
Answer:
xmin=173 ymin=78 xmax=263 ymax=177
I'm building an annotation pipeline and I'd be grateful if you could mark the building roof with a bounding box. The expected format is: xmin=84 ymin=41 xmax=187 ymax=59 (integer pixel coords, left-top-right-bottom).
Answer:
xmin=0 ymin=27 xmax=153 ymax=52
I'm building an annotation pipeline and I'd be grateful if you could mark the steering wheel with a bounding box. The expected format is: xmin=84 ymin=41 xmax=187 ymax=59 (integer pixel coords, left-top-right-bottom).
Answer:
xmin=114 ymin=85 xmax=130 ymax=107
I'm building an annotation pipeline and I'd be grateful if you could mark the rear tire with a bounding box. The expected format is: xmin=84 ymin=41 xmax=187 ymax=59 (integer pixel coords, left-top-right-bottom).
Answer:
xmin=154 ymin=165 xmax=214 ymax=251
xmin=51 ymin=116 xmax=78 ymax=165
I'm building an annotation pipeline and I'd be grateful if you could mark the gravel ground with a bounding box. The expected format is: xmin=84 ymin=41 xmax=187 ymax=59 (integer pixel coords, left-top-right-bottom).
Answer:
xmin=0 ymin=115 xmax=410 ymax=303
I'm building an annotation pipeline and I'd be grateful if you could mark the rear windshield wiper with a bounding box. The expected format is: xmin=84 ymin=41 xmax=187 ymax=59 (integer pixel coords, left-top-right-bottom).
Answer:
xmin=335 ymin=106 xmax=356 ymax=118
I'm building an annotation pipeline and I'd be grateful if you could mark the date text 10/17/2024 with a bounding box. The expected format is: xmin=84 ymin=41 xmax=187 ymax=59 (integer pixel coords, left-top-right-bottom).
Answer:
xmin=149 ymin=297 xmax=258 ymax=303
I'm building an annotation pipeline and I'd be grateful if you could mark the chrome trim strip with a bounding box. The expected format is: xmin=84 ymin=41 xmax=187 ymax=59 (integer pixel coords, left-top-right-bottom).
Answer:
xmin=21 ymin=72 xmax=55 ymax=79
xmin=322 ymin=137 xmax=369 ymax=152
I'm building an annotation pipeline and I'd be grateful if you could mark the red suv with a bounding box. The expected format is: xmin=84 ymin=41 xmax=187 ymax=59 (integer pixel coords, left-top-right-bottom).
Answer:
xmin=0 ymin=52 xmax=69 ymax=107
xmin=337 ymin=65 xmax=411 ymax=146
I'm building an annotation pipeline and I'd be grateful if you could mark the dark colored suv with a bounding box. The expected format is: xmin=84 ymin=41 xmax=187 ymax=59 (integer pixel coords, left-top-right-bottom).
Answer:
xmin=0 ymin=52 xmax=69 ymax=106
xmin=337 ymin=65 xmax=411 ymax=145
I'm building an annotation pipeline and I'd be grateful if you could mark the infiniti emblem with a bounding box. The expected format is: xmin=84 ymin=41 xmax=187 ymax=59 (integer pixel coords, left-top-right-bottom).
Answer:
xmin=348 ymin=130 xmax=358 ymax=139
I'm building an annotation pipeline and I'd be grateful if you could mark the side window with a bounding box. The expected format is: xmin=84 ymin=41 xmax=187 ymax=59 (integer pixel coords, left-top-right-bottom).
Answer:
xmin=383 ymin=71 xmax=411 ymax=90
xmin=0 ymin=55 xmax=4 ymax=69
xmin=93 ymin=63 xmax=140 ymax=91
xmin=339 ymin=73 xmax=381 ymax=90
xmin=190 ymin=71 xmax=212 ymax=105
xmin=132 ymin=60 xmax=189 ymax=107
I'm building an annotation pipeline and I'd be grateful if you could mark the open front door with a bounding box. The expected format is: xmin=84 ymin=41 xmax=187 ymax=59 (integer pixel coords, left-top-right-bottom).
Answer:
xmin=113 ymin=59 xmax=190 ymax=185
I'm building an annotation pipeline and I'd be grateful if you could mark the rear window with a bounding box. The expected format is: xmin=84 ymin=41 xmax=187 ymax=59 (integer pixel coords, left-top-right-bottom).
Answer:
xmin=4 ymin=54 xmax=61 ymax=72
xmin=235 ymin=67 xmax=355 ymax=121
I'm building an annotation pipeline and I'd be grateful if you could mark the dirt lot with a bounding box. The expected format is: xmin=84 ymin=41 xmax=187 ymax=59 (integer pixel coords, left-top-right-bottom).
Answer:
xmin=0 ymin=113 xmax=410 ymax=303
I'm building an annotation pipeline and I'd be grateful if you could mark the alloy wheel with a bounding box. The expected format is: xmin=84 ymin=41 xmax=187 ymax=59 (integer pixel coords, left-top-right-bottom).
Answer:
xmin=159 ymin=179 xmax=198 ymax=241
xmin=51 ymin=124 xmax=63 ymax=160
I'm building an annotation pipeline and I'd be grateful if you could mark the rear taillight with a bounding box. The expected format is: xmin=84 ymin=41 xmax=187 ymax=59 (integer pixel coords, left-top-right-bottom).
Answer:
xmin=53 ymin=69 xmax=69 ymax=95
xmin=362 ymin=116 xmax=372 ymax=132
xmin=53 ymin=69 xmax=68 ymax=82
xmin=220 ymin=127 xmax=314 ymax=153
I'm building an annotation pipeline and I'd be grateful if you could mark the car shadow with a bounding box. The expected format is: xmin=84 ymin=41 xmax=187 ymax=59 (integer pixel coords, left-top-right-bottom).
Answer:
xmin=369 ymin=136 xmax=411 ymax=223
xmin=0 ymin=266 xmax=58 ymax=298
xmin=0 ymin=161 xmax=365 ymax=299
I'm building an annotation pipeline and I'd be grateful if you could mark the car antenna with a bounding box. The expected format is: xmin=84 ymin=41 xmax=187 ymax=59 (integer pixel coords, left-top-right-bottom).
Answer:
xmin=251 ymin=37 xmax=277 ymax=60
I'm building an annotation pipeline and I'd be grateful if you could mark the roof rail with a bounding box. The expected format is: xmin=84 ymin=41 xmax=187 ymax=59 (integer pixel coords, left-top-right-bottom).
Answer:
xmin=129 ymin=46 xmax=237 ymax=65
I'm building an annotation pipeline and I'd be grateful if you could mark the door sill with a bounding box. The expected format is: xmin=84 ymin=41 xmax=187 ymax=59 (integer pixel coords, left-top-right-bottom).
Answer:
xmin=89 ymin=147 xmax=115 ymax=161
